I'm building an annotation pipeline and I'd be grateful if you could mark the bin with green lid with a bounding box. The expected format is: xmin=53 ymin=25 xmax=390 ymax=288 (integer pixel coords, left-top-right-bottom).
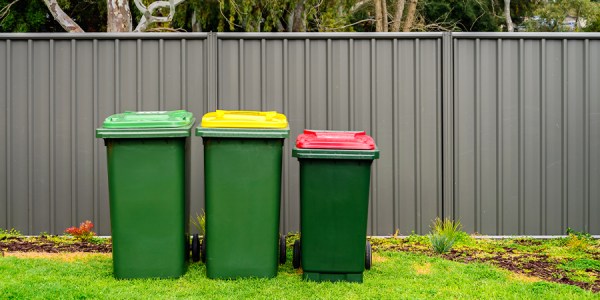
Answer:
xmin=291 ymin=130 xmax=379 ymax=283
xmin=195 ymin=110 xmax=289 ymax=279
xmin=96 ymin=110 xmax=195 ymax=279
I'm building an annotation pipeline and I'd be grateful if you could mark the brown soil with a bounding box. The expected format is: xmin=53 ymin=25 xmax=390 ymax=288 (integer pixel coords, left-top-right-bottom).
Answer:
xmin=0 ymin=236 xmax=111 ymax=254
xmin=372 ymin=240 xmax=600 ymax=293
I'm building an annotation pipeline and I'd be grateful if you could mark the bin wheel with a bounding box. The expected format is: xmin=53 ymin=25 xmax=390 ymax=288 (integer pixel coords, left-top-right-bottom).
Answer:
xmin=279 ymin=235 xmax=287 ymax=265
xmin=200 ymin=236 xmax=207 ymax=263
xmin=365 ymin=240 xmax=372 ymax=270
xmin=292 ymin=240 xmax=301 ymax=269
xmin=191 ymin=234 xmax=200 ymax=262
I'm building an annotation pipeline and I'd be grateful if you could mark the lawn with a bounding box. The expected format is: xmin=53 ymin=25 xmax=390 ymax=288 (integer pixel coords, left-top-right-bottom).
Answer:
xmin=1 ymin=244 xmax=598 ymax=299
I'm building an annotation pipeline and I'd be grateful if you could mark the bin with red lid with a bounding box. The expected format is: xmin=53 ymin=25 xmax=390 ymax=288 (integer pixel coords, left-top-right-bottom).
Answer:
xmin=291 ymin=130 xmax=379 ymax=283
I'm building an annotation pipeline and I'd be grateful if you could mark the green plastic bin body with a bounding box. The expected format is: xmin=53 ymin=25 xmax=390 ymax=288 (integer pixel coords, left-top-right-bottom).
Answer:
xmin=196 ymin=127 xmax=289 ymax=279
xmin=292 ymin=148 xmax=379 ymax=283
xmin=96 ymin=110 xmax=194 ymax=279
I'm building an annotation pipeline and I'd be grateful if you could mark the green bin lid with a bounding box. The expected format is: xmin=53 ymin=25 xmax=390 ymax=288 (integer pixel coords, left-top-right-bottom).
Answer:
xmin=96 ymin=110 xmax=195 ymax=138
xmin=103 ymin=110 xmax=193 ymax=128
xmin=292 ymin=147 xmax=379 ymax=160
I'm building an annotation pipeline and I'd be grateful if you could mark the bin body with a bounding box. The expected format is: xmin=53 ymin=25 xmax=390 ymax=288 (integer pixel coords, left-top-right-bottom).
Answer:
xmin=197 ymin=110 xmax=289 ymax=279
xmin=292 ymin=130 xmax=379 ymax=283
xmin=96 ymin=110 xmax=194 ymax=279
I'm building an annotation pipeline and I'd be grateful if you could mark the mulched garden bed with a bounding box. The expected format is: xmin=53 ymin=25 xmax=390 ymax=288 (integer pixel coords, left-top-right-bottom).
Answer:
xmin=0 ymin=236 xmax=111 ymax=254
xmin=442 ymin=248 xmax=600 ymax=293
xmin=371 ymin=238 xmax=600 ymax=293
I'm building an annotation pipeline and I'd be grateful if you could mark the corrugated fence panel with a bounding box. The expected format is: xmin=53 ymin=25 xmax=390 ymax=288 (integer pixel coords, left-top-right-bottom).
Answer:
xmin=0 ymin=34 xmax=209 ymax=235
xmin=453 ymin=34 xmax=600 ymax=235
xmin=216 ymin=33 xmax=444 ymax=235
xmin=2 ymin=33 xmax=598 ymax=236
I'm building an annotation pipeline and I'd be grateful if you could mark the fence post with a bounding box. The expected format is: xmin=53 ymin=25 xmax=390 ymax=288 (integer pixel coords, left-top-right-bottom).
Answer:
xmin=442 ymin=32 xmax=454 ymax=221
xmin=207 ymin=32 xmax=218 ymax=112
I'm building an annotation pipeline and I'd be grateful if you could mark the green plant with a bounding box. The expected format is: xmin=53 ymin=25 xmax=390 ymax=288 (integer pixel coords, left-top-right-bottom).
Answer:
xmin=565 ymin=228 xmax=593 ymax=251
xmin=428 ymin=218 xmax=463 ymax=254
xmin=64 ymin=221 xmax=96 ymax=242
xmin=191 ymin=211 xmax=205 ymax=235
xmin=566 ymin=228 xmax=592 ymax=240
xmin=0 ymin=228 xmax=21 ymax=240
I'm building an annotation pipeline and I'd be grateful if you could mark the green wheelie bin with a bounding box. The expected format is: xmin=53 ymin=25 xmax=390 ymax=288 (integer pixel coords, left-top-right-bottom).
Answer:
xmin=96 ymin=110 xmax=195 ymax=279
xmin=291 ymin=130 xmax=379 ymax=283
xmin=196 ymin=110 xmax=289 ymax=279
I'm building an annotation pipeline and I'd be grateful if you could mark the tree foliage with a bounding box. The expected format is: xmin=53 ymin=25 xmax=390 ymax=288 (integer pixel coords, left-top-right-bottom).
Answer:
xmin=173 ymin=0 xmax=359 ymax=32
xmin=420 ymin=0 xmax=500 ymax=31
xmin=526 ymin=0 xmax=600 ymax=32
xmin=1 ymin=0 xmax=599 ymax=32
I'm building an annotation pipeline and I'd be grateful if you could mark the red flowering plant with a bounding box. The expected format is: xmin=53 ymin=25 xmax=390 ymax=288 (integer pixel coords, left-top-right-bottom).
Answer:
xmin=65 ymin=220 xmax=96 ymax=242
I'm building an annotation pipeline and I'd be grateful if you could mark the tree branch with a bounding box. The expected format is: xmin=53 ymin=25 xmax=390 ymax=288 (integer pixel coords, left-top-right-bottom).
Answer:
xmin=134 ymin=0 xmax=186 ymax=32
xmin=350 ymin=0 xmax=370 ymax=13
xmin=0 ymin=0 xmax=21 ymax=20
xmin=42 ymin=0 xmax=84 ymax=33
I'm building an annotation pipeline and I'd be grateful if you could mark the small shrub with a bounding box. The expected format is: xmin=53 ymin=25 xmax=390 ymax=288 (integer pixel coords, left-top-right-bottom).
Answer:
xmin=565 ymin=228 xmax=593 ymax=251
xmin=65 ymin=220 xmax=96 ymax=242
xmin=191 ymin=211 xmax=205 ymax=235
xmin=429 ymin=218 xmax=463 ymax=254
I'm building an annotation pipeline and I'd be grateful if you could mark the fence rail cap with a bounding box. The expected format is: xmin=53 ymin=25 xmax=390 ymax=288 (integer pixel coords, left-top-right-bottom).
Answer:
xmin=0 ymin=32 xmax=209 ymax=40
xmin=215 ymin=32 xmax=444 ymax=39
xmin=453 ymin=32 xmax=600 ymax=39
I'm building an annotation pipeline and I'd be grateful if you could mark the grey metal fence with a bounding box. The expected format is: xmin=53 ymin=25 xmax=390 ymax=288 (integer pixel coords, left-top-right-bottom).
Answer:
xmin=450 ymin=33 xmax=600 ymax=235
xmin=0 ymin=32 xmax=598 ymax=236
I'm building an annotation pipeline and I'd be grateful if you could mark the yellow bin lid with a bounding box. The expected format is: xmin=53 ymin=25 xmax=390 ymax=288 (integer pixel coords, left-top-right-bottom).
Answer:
xmin=201 ymin=110 xmax=288 ymax=128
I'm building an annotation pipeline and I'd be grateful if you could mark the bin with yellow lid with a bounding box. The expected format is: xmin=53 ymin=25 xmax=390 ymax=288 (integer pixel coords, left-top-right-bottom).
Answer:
xmin=195 ymin=110 xmax=289 ymax=279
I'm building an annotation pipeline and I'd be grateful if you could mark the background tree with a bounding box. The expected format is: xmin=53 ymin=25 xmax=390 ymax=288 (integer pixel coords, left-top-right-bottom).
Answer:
xmin=526 ymin=0 xmax=600 ymax=32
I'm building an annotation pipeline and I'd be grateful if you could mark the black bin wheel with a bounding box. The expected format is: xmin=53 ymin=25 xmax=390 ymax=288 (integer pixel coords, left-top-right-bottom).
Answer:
xmin=191 ymin=234 xmax=200 ymax=262
xmin=201 ymin=236 xmax=207 ymax=263
xmin=292 ymin=240 xmax=301 ymax=269
xmin=365 ymin=240 xmax=372 ymax=270
xmin=279 ymin=235 xmax=287 ymax=265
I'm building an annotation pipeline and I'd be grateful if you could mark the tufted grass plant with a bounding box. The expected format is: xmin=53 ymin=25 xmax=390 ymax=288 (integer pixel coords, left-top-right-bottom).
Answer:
xmin=429 ymin=218 xmax=463 ymax=254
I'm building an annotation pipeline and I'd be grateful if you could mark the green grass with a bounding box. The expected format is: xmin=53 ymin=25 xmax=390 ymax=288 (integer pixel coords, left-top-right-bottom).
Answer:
xmin=1 ymin=250 xmax=597 ymax=299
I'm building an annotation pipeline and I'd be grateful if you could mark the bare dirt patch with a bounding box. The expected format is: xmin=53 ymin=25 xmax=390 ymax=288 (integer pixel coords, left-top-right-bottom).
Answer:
xmin=372 ymin=252 xmax=388 ymax=263
xmin=413 ymin=262 xmax=432 ymax=275
xmin=4 ymin=252 xmax=111 ymax=261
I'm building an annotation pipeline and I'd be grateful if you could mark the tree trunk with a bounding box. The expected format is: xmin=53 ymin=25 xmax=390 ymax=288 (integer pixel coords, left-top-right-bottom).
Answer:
xmin=292 ymin=0 xmax=306 ymax=32
xmin=107 ymin=0 xmax=132 ymax=32
xmin=191 ymin=10 xmax=202 ymax=32
xmin=375 ymin=0 xmax=383 ymax=32
xmin=402 ymin=0 xmax=417 ymax=32
xmin=391 ymin=0 xmax=405 ymax=32
xmin=42 ymin=0 xmax=84 ymax=32
xmin=382 ymin=0 xmax=388 ymax=32
xmin=504 ymin=0 xmax=513 ymax=32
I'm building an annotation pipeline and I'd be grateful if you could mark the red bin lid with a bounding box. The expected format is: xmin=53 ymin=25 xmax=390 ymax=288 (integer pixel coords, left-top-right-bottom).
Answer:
xmin=295 ymin=130 xmax=376 ymax=150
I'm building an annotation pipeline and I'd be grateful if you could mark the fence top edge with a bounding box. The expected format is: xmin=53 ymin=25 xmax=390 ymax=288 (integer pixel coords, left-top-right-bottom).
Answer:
xmin=453 ymin=32 xmax=600 ymax=39
xmin=215 ymin=32 xmax=444 ymax=39
xmin=1 ymin=32 xmax=600 ymax=40
xmin=0 ymin=32 xmax=209 ymax=40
